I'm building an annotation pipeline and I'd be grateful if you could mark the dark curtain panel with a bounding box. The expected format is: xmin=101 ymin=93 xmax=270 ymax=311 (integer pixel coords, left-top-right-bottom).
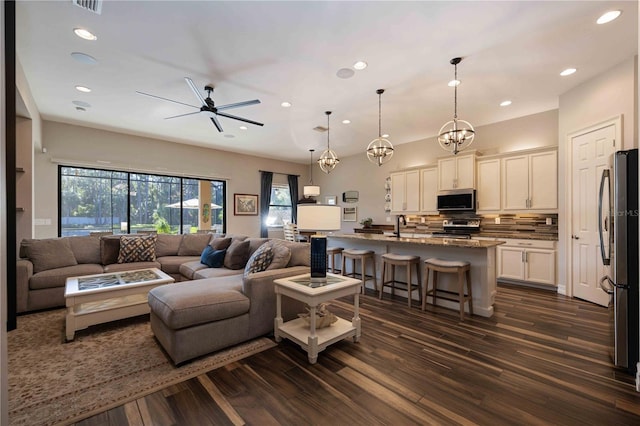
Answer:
xmin=287 ymin=174 xmax=299 ymax=224
xmin=259 ymin=171 xmax=273 ymax=237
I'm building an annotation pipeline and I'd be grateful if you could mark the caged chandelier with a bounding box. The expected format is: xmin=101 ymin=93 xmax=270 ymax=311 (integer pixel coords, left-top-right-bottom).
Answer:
xmin=366 ymin=89 xmax=394 ymax=166
xmin=438 ymin=57 xmax=475 ymax=155
xmin=318 ymin=111 xmax=340 ymax=173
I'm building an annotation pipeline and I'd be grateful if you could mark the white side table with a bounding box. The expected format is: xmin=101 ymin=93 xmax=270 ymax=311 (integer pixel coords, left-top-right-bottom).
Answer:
xmin=273 ymin=273 xmax=362 ymax=364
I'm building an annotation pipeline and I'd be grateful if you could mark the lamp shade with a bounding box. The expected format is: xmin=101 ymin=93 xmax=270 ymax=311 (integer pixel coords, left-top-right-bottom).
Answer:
xmin=297 ymin=204 xmax=341 ymax=231
xmin=303 ymin=185 xmax=321 ymax=197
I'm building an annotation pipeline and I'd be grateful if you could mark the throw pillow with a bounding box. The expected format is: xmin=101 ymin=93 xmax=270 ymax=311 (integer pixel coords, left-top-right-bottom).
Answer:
xmin=117 ymin=235 xmax=157 ymax=263
xmin=209 ymin=237 xmax=232 ymax=251
xmin=200 ymin=246 xmax=227 ymax=268
xmin=243 ymin=243 xmax=274 ymax=277
xmin=25 ymin=238 xmax=78 ymax=274
xmin=223 ymin=239 xmax=251 ymax=270
xmin=177 ymin=234 xmax=213 ymax=256
xmin=266 ymin=240 xmax=292 ymax=270
xmin=100 ymin=235 xmax=122 ymax=265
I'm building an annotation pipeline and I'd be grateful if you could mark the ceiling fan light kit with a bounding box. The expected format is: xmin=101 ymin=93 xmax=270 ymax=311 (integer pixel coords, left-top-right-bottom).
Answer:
xmin=366 ymin=88 xmax=394 ymax=166
xmin=438 ymin=57 xmax=475 ymax=155
xmin=318 ymin=111 xmax=340 ymax=174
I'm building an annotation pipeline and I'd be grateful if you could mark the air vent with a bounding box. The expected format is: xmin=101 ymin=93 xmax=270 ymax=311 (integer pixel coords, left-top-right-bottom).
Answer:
xmin=313 ymin=126 xmax=328 ymax=132
xmin=72 ymin=0 xmax=103 ymax=15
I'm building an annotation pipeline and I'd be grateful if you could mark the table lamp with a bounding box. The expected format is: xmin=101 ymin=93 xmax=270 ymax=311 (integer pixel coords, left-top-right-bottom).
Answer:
xmin=297 ymin=204 xmax=341 ymax=283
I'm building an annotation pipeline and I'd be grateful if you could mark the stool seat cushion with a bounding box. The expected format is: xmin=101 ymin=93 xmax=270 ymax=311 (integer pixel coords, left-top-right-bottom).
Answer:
xmin=343 ymin=249 xmax=374 ymax=256
xmin=382 ymin=253 xmax=420 ymax=262
xmin=424 ymin=258 xmax=470 ymax=268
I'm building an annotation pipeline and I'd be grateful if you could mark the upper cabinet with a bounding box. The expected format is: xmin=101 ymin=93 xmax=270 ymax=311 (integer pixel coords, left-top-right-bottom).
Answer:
xmin=420 ymin=167 xmax=438 ymax=214
xmin=502 ymin=149 xmax=557 ymax=211
xmin=476 ymin=158 xmax=501 ymax=212
xmin=438 ymin=153 xmax=476 ymax=190
xmin=390 ymin=170 xmax=420 ymax=214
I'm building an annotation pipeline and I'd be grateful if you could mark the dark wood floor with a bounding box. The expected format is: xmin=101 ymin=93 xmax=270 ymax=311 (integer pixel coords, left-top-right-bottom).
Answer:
xmin=76 ymin=284 xmax=640 ymax=426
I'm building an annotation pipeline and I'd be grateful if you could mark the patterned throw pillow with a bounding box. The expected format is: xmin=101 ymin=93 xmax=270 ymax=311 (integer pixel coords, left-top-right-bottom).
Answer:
xmin=200 ymin=246 xmax=226 ymax=268
xmin=243 ymin=243 xmax=274 ymax=277
xmin=117 ymin=235 xmax=157 ymax=263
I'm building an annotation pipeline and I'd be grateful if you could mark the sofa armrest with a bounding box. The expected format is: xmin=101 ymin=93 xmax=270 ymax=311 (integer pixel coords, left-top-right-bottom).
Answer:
xmin=16 ymin=259 xmax=33 ymax=313
xmin=242 ymin=266 xmax=310 ymax=300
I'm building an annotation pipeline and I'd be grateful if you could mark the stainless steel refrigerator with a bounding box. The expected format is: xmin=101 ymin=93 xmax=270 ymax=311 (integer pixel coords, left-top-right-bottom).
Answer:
xmin=599 ymin=148 xmax=638 ymax=372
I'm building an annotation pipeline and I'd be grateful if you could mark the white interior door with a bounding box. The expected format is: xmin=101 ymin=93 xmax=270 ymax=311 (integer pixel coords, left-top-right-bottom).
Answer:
xmin=571 ymin=124 xmax=616 ymax=306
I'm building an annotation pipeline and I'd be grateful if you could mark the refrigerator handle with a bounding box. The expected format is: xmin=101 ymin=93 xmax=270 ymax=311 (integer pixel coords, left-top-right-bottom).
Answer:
xmin=598 ymin=169 xmax=611 ymax=266
xmin=599 ymin=275 xmax=615 ymax=294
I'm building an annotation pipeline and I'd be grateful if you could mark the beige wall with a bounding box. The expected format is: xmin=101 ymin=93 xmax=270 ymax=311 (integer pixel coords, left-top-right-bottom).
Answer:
xmin=558 ymin=56 xmax=638 ymax=296
xmin=35 ymin=121 xmax=308 ymax=238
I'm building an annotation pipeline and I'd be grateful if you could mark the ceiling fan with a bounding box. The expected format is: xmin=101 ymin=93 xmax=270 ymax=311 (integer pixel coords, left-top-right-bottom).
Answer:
xmin=136 ymin=77 xmax=263 ymax=132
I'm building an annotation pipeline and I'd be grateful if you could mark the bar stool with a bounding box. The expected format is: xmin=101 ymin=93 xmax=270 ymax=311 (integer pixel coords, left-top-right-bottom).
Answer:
xmin=422 ymin=258 xmax=473 ymax=321
xmin=341 ymin=249 xmax=377 ymax=294
xmin=380 ymin=253 xmax=422 ymax=307
xmin=326 ymin=247 xmax=343 ymax=273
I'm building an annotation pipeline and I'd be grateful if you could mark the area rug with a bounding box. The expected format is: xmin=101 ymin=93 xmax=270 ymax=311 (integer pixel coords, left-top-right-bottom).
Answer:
xmin=8 ymin=309 xmax=276 ymax=426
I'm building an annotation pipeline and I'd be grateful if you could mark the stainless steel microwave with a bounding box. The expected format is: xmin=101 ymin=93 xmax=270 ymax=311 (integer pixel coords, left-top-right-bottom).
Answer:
xmin=437 ymin=189 xmax=476 ymax=212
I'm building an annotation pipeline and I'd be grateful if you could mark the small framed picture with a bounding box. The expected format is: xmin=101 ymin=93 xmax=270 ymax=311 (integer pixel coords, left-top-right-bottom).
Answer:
xmin=342 ymin=207 xmax=357 ymax=222
xmin=325 ymin=195 xmax=337 ymax=205
xmin=234 ymin=194 xmax=258 ymax=215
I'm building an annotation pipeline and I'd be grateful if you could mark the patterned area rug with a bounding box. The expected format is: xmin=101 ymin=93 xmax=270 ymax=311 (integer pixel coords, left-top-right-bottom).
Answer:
xmin=8 ymin=309 xmax=276 ymax=426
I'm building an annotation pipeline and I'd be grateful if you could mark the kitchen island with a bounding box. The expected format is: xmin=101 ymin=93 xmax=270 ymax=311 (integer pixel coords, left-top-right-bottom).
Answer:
xmin=327 ymin=233 xmax=505 ymax=318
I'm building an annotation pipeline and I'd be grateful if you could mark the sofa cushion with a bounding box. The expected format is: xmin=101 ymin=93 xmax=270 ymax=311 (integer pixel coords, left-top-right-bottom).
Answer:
xmin=224 ymin=239 xmax=251 ymax=270
xmin=179 ymin=260 xmax=209 ymax=280
xmin=156 ymin=234 xmax=184 ymax=257
xmin=118 ymin=235 xmax=157 ymax=263
xmin=29 ymin=264 xmax=104 ymax=290
xmin=157 ymin=256 xmax=200 ymax=275
xmin=24 ymin=238 xmax=78 ymax=274
xmin=103 ymin=261 xmax=161 ymax=273
xmin=200 ymin=246 xmax=227 ymax=268
xmin=243 ymin=244 xmax=274 ymax=277
xmin=67 ymin=236 xmax=102 ymax=264
xmin=209 ymin=237 xmax=232 ymax=251
xmin=148 ymin=280 xmax=249 ymax=329
xmin=100 ymin=235 xmax=122 ymax=265
xmin=266 ymin=240 xmax=292 ymax=270
xmin=193 ymin=267 xmax=244 ymax=280
xmin=178 ymin=234 xmax=212 ymax=256
xmin=275 ymin=240 xmax=310 ymax=267
xmin=247 ymin=238 xmax=270 ymax=257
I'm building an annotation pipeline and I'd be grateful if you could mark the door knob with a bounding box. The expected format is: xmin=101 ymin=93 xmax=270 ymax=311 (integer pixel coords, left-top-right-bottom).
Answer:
xmin=571 ymin=235 xmax=580 ymax=240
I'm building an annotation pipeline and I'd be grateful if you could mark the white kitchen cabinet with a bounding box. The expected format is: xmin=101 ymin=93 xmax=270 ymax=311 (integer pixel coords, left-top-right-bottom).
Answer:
xmin=502 ymin=149 xmax=557 ymax=211
xmin=390 ymin=170 xmax=420 ymax=214
xmin=438 ymin=153 xmax=476 ymax=190
xmin=497 ymin=239 xmax=556 ymax=286
xmin=420 ymin=167 xmax=438 ymax=213
xmin=476 ymin=158 xmax=501 ymax=211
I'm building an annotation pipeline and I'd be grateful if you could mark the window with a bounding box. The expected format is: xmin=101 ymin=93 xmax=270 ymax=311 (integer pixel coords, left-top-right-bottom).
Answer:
xmin=266 ymin=183 xmax=292 ymax=227
xmin=59 ymin=166 xmax=226 ymax=236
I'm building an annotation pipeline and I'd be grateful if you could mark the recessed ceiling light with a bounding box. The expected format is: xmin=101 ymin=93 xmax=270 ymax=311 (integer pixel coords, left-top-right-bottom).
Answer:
xmin=239 ymin=126 xmax=248 ymax=130
xmin=382 ymin=134 xmax=389 ymax=138
xmin=72 ymin=100 xmax=91 ymax=108
xmin=70 ymin=52 xmax=98 ymax=64
xmin=597 ymin=10 xmax=621 ymax=25
xmin=560 ymin=68 xmax=577 ymax=76
xmin=500 ymin=100 xmax=512 ymax=107
xmin=73 ymin=28 xmax=97 ymax=41
xmin=336 ymin=68 xmax=355 ymax=79
xmin=342 ymin=119 xmax=351 ymax=124
xmin=448 ymin=79 xmax=460 ymax=87
xmin=281 ymin=101 xmax=292 ymax=108
xmin=353 ymin=61 xmax=368 ymax=70
xmin=75 ymin=85 xmax=91 ymax=93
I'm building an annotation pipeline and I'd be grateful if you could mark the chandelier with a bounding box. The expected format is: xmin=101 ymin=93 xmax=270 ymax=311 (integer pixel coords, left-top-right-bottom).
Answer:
xmin=366 ymin=89 xmax=394 ymax=166
xmin=318 ymin=111 xmax=340 ymax=174
xmin=303 ymin=149 xmax=320 ymax=197
xmin=438 ymin=57 xmax=475 ymax=155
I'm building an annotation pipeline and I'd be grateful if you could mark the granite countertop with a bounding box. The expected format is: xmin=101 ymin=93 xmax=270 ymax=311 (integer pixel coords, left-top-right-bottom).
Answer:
xmin=328 ymin=233 xmax=505 ymax=248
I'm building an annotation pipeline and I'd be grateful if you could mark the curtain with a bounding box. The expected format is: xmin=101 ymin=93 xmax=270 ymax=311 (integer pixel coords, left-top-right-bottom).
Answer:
xmin=259 ymin=171 xmax=273 ymax=237
xmin=287 ymin=174 xmax=299 ymax=224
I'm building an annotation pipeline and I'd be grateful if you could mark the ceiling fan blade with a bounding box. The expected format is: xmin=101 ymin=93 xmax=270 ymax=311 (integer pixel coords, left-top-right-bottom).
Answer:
xmin=216 ymin=111 xmax=264 ymax=127
xmin=136 ymin=91 xmax=199 ymax=109
xmin=184 ymin=77 xmax=208 ymax=106
xmin=164 ymin=111 xmax=201 ymax=120
xmin=216 ymin=99 xmax=261 ymax=111
xmin=210 ymin=116 xmax=223 ymax=132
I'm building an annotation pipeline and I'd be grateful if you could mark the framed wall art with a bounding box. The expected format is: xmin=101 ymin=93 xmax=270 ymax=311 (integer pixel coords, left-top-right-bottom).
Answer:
xmin=234 ymin=193 xmax=258 ymax=215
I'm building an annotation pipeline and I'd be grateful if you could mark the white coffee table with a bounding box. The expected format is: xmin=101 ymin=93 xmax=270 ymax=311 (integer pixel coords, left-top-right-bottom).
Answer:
xmin=64 ymin=268 xmax=174 ymax=341
xmin=273 ymin=273 xmax=362 ymax=364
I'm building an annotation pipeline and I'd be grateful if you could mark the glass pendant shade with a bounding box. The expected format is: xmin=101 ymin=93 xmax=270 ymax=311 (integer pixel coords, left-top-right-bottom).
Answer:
xmin=318 ymin=111 xmax=340 ymax=174
xmin=367 ymin=89 xmax=394 ymax=166
xmin=439 ymin=57 xmax=475 ymax=156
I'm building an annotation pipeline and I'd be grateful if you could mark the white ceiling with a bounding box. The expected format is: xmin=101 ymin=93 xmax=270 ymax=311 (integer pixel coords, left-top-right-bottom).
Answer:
xmin=15 ymin=1 xmax=638 ymax=163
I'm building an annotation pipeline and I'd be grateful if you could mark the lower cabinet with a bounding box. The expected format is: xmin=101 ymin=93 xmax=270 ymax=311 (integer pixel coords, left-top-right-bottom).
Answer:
xmin=497 ymin=239 xmax=556 ymax=286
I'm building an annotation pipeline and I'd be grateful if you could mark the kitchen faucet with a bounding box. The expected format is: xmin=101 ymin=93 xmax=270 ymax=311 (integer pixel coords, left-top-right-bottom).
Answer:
xmin=395 ymin=214 xmax=406 ymax=238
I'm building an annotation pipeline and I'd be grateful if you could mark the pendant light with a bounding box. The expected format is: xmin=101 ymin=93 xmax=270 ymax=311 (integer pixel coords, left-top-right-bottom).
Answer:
xmin=366 ymin=89 xmax=394 ymax=166
xmin=318 ymin=111 xmax=340 ymax=174
xmin=438 ymin=57 xmax=475 ymax=155
xmin=303 ymin=149 xmax=320 ymax=198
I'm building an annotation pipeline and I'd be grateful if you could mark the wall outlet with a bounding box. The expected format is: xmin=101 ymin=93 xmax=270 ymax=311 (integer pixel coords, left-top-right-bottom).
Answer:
xmin=494 ymin=217 xmax=501 ymax=225
xmin=546 ymin=217 xmax=553 ymax=225
xmin=421 ymin=217 xmax=426 ymax=223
